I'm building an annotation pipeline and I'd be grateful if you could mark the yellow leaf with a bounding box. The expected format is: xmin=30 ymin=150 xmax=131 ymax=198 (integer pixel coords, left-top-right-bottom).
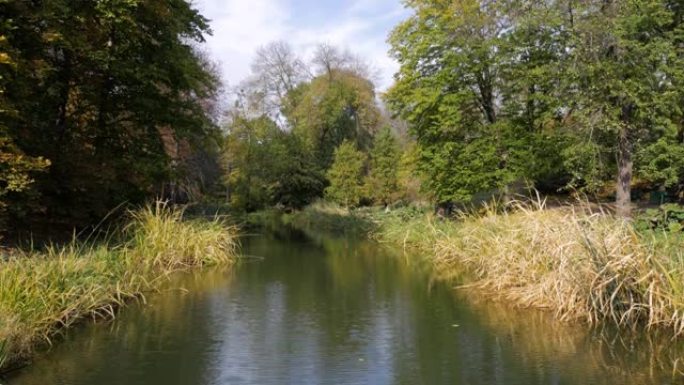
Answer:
xmin=42 ymin=32 xmax=62 ymax=43
xmin=0 ymin=52 xmax=11 ymax=65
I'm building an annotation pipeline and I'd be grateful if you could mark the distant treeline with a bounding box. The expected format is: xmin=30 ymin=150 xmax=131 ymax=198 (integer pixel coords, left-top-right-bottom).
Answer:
xmin=226 ymin=1 xmax=684 ymax=218
xmin=222 ymin=42 xmax=419 ymax=212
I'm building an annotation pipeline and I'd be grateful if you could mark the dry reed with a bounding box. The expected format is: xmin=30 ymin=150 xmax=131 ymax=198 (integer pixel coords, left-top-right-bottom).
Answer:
xmin=375 ymin=199 xmax=684 ymax=335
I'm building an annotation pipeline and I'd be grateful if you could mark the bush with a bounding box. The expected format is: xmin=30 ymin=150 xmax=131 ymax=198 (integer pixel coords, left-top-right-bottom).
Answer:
xmin=635 ymin=204 xmax=684 ymax=233
xmin=325 ymin=141 xmax=367 ymax=208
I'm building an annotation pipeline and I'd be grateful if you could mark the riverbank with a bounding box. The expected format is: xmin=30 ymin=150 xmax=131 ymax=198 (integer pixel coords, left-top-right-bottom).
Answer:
xmin=284 ymin=201 xmax=684 ymax=336
xmin=0 ymin=203 xmax=240 ymax=373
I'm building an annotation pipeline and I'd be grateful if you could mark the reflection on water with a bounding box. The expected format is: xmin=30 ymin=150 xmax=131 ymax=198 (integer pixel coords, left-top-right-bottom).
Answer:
xmin=6 ymin=228 xmax=684 ymax=385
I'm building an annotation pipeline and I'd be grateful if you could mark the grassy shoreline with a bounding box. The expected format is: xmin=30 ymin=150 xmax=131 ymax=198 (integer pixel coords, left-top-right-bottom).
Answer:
xmin=286 ymin=201 xmax=684 ymax=336
xmin=0 ymin=203 xmax=240 ymax=372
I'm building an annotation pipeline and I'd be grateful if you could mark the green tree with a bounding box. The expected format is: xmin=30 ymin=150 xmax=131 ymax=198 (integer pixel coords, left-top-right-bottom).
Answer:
xmin=268 ymin=133 xmax=326 ymax=209
xmin=393 ymin=141 xmax=423 ymax=202
xmin=325 ymin=141 xmax=367 ymax=208
xmin=366 ymin=127 xmax=401 ymax=206
xmin=385 ymin=0 xmax=566 ymax=205
xmin=224 ymin=114 xmax=281 ymax=211
xmin=286 ymin=69 xmax=380 ymax=168
xmin=637 ymin=138 xmax=684 ymax=189
xmin=223 ymin=109 xmax=324 ymax=211
xmin=223 ymin=42 xmax=388 ymax=212
xmin=559 ymin=0 xmax=684 ymax=217
xmin=387 ymin=0 xmax=684 ymax=216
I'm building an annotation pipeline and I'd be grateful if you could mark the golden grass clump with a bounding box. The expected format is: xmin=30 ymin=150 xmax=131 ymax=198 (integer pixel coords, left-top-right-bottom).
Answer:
xmin=0 ymin=203 xmax=239 ymax=371
xmin=376 ymin=200 xmax=684 ymax=335
xmin=127 ymin=203 xmax=239 ymax=269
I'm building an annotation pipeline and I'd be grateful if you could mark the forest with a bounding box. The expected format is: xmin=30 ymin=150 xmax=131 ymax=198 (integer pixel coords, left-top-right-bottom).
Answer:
xmin=3 ymin=0 xmax=684 ymax=237
xmin=222 ymin=0 xmax=684 ymax=220
xmin=1 ymin=0 xmax=222 ymax=235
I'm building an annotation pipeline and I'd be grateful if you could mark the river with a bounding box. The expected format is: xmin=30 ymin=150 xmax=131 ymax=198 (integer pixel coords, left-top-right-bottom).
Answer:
xmin=6 ymin=227 xmax=684 ymax=384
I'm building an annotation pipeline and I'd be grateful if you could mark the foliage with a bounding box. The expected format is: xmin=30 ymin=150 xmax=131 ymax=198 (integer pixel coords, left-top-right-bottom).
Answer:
xmin=637 ymin=138 xmax=684 ymax=189
xmin=325 ymin=141 xmax=367 ymax=208
xmin=385 ymin=0 xmax=684 ymax=217
xmin=224 ymin=115 xmax=283 ymax=211
xmin=561 ymin=140 xmax=612 ymax=194
xmin=268 ymin=133 xmax=326 ymax=209
xmin=365 ymin=127 xmax=401 ymax=206
xmin=224 ymin=42 xmax=389 ymax=212
xmin=283 ymin=200 xmax=375 ymax=235
xmin=396 ymin=141 xmax=424 ymax=203
xmin=0 ymin=23 xmax=50 ymax=225
xmin=0 ymin=138 xmax=49 ymax=211
xmin=385 ymin=0 xmax=569 ymax=205
xmin=223 ymin=112 xmax=324 ymax=212
xmin=559 ymin=0 xmax=684 ymax=216
xmin=287 ymin=70 xmax=380 ymax=167
xmin=0 ymin=0 xmax=221 ymax=228
xmin=635 ymin=204 xmax=684 ymax=233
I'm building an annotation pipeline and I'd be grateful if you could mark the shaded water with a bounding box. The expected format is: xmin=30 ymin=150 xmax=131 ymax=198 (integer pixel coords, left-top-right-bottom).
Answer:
xmin=7 ymin=228 xmax=684 ymax=384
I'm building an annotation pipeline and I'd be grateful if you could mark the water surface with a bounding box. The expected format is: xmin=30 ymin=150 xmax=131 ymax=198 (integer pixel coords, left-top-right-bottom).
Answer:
xmin=7 ymin=228 xmax=683 ymax=384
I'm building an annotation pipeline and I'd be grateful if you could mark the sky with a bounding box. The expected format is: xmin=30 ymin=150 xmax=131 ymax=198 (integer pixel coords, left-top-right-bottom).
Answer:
xmin=192 ymin=0 xmax=410 ymax=92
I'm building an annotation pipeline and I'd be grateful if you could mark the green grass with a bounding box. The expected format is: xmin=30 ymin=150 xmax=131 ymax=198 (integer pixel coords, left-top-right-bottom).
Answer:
xmin=0 ymin=202 xmax=239 ymax=372
xmin=269 ymin=201 xmax=376 ymax=235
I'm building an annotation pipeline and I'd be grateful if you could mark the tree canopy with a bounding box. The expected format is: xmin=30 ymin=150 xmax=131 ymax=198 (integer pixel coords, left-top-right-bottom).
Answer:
xmin=5 ymin=0 xmax=684 ymax=229
xmin=386 ymin=0 xmax=684 ymax=216
xmin=0 ymin=0 xmax=221 ymax=229
xmin=223 ymin=42 xmax=390 ymax=211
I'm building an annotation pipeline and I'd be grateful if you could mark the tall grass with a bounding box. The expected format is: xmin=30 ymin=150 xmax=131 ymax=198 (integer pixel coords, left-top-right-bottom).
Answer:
xmin=0 ymin=202 xmax=239 ymax=371
xmin=373 ymin=200 xmax=684 ymax=335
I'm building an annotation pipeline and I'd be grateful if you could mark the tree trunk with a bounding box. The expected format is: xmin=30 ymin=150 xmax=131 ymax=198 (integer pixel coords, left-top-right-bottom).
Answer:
xmin=226 ymin=163 xmax=232 ymax=204
xmin=55 ymin=50 xmax=72 ymax=147
xmin=616 ymin=127 xmax=633 ymax=218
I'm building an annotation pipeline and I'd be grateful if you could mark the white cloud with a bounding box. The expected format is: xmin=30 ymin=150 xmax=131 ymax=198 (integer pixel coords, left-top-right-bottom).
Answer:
xmin=192 ymin=0 xmax=408 ymax=93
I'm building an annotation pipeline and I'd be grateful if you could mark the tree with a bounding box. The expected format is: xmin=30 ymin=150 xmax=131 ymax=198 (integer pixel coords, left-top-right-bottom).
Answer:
xmin=366 ymin=127 xmax=401 ymax=206
xmin=268 ymin=133 xmax=326 ymax=209
xmin=0 ymin=17 xmax=50 ymax=225
xmin=312 ymin=43 xmax=372 ymax=80
xmin=559 ymin=0 xmax=684 ymax=217
xmin=223 ymin=106 xmax=324 ymax=211
xmin=244 ymin=41 xmax=309 ymax=121
xmin=325 ymin=141 xmax=367 ymax=208
xmin=0 ymin=137 xmax=50 ymax=224
xmin=1 ymin=0 xmax=221 ymax=226
xmin=637 ymin=138 xmax=684 ymax=190
xmin=385 ymin=0 xmax=566 ymax=204
xmin=386 ymin=0 xmax=684 ymax=217
xmin=224 ymin=113 xmax=281 ymax=211
xmin=397 ymin=141 xmax=424 ymax=203
xmin=222 ymin=41 xmax=387 ymax=212
xmin=287 ymin=70 xmax=380 ymax=168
